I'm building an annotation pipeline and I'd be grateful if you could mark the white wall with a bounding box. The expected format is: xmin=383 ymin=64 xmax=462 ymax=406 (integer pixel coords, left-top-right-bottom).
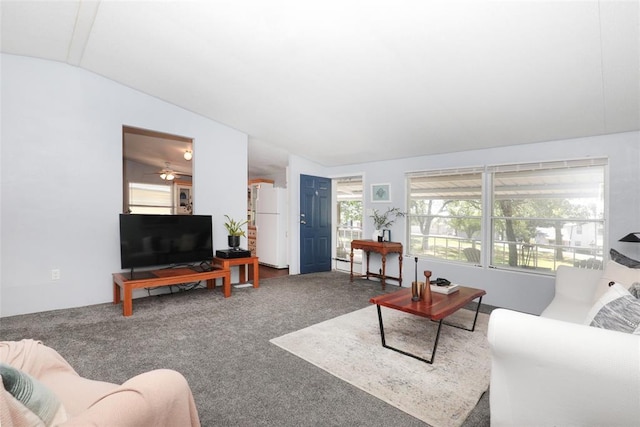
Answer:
xmin=2 ymin=54 xmax=637 ymax=317
xmin=287 ymin=132 xmax=639 ymax=315
xmin=0 ymin=54 xmax=248 ymax=317
xmin=251 ymin=170 xmax=287 ymax=188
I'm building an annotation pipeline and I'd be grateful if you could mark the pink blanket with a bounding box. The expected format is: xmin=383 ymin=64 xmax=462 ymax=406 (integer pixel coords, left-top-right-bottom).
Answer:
xmin=1 ymin=339 xmax=200 ymax=427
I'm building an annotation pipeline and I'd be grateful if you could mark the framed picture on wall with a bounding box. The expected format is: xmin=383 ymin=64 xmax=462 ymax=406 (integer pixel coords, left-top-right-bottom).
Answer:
xmin=371 ymin=183 xmax=391 ymax=202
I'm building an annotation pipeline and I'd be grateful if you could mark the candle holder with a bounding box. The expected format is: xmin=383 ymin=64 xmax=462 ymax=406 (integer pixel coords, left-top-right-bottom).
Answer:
xmin=422 ymin=270 xmax=433 ymax=303
xmin=412 ymin=257 xmax=420 ymax=301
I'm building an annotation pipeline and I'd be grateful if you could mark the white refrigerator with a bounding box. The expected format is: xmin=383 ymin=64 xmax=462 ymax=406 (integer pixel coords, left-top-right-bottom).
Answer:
xmin=255 ymin=185 xmax=288 ymax=268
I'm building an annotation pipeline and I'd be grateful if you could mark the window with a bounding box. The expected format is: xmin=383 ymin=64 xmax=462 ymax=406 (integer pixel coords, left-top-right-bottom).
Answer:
xmin=406 ymin=168 xmax=483 ymax=263
xmin=489 ymin=159 xmax=606 ymax=272
xmin=128 ymin=182 xmax=173 ymax=214
xmin=335 ymin=176 xmax=363 ymax=270
xmin=406 ymin=158 xmax=607 ymax=273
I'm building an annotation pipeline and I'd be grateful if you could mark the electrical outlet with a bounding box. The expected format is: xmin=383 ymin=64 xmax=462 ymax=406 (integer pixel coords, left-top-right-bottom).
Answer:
xmin=51 ymin=269 xmax=61 ymax=280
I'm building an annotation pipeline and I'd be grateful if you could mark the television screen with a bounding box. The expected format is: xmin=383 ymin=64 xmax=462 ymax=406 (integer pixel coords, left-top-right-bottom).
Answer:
xmin=119 ymin=214 xmax=213 ymax=269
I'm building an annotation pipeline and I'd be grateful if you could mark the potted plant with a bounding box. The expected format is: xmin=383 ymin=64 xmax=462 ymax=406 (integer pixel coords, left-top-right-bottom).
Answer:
xmin=370 ymin=207 xmax=405 ymax=241
xmin=224 ymin=215 xmax=248 ymax=250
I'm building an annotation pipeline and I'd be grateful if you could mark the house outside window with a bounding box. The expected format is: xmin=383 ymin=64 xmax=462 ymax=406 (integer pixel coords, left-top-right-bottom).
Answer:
xmin=406 ymin=158 xmax=607 ymax=273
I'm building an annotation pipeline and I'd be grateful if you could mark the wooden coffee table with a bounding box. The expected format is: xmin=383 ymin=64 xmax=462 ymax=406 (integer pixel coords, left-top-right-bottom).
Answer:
xmin=369 ymin=286 xmax=486 ymax=364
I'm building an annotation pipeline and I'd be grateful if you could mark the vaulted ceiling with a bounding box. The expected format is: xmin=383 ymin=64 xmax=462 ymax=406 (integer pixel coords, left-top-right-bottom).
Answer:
xmin=2 ymin=1 xmax=638 ymax=178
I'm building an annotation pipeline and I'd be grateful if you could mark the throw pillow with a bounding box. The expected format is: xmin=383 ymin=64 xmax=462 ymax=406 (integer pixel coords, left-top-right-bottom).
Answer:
xmin=630 ymin=282 xmax=640 ymax=299
xmin=610 ymin=248 xmax=640 ymax=268
xmin=584 ymin=283 xmax=640 ymax=334
xmin=593 ymin=260 xmax=640 ymax=304
xmin=0 ymin=363 xmax=66 ymax=426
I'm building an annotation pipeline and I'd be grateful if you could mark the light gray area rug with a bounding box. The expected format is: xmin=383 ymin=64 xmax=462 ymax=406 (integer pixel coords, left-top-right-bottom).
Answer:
xmin=271 ymin=305 xmax=491 ymax=427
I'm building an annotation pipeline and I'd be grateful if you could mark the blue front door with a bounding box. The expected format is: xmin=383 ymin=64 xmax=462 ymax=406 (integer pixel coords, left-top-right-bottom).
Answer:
xmin=300 ymin=174 xmax=332 ymax=274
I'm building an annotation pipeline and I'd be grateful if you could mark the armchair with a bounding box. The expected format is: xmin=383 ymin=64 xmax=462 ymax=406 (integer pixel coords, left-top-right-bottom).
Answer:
xmin=1 ymin=339 xmax=201 ymax=427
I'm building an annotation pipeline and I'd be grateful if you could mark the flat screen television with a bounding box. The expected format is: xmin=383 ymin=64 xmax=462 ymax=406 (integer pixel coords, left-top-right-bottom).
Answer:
xmin=119 ymin=214 xmax=213 ymax=270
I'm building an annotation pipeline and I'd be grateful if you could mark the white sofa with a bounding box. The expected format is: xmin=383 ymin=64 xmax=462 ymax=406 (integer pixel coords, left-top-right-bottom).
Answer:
xmin=488 ymin=263 xmax=640 ymax=427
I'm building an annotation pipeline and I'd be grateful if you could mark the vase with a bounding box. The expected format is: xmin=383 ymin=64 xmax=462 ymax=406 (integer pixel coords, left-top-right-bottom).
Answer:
xmin=228 ymin=235 xmax=241 ymax=250
xmin=372 ymin=230 xmax=381 ymax=241
xmin=422 ymin=270 xmax=433 ymax=303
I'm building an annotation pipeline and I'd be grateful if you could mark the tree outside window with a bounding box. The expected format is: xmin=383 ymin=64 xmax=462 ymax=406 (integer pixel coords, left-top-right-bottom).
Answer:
xmin=407 ymin=170 xmax=482 ymax=262
xmin=406 ymin=159 xmax=606 ymax=273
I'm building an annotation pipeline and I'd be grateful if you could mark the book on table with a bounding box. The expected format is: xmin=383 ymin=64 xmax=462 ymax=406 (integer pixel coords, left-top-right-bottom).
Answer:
xmin=430 ymin=283 xmax=460 ymax=294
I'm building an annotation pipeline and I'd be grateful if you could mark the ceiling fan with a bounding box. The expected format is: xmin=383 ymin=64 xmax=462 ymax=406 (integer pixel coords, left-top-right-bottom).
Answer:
xmin=153 ymin=162 xmax=191 ymax=181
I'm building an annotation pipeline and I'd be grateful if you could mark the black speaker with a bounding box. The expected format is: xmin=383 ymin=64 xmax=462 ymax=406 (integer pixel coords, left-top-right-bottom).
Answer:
xmin=216 ymin=249 xmax=252 ymax=259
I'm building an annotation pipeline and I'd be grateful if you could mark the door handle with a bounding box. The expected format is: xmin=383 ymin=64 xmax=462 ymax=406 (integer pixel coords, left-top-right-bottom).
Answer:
xmin=300 ymin=220 xmax=307 ymax=224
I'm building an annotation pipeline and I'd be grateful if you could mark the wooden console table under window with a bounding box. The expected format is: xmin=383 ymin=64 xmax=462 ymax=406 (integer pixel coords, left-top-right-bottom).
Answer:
xmin=350 ymin=240 xmax=403 ymax=290
xmin=113 ymin=267 xmax=231 ymax=317
xmin=212 ymin=256 xmax=260 ymax=288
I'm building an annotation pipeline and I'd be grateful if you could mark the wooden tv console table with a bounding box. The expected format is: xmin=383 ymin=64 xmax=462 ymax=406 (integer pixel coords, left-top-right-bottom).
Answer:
xmin=113 ymin=266 xmax=231 ymax=317
xmin=212 ymin=255 xmax=260 ymax=288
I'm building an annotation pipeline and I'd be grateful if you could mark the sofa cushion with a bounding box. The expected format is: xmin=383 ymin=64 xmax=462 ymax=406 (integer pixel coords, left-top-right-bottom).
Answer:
xmin=540 ymin=266 xmax=603 ymax=323
xmin=593 ymin=261 xmax=640 ymax=304
xmin=584 ymin=283 xmax=640 ymax=335
xmin=610 ymin=248 xmax=640 ymax=268
xmin=0 ymin=363 xmax=67 ymax=426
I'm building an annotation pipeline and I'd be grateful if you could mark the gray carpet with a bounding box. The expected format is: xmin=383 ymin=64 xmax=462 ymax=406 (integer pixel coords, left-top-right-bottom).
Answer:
xmin=0 ymin=271 xmax=490 ymax=426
